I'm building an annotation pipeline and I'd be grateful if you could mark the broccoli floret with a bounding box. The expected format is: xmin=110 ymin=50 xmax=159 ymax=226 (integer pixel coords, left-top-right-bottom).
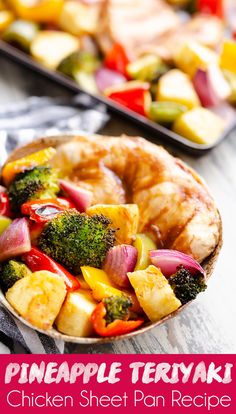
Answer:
xmin=38 ymin=210 xmax=116 ymax=274
xmin=169 ymin=267 xmax=207 ymax=305
xmin=0 ymin=260 xmax=31 ymax=292
xmin=103 ymin=295 xmax=132 ymax=325
xmin=8 ymin=166 xmax=59 ymax=212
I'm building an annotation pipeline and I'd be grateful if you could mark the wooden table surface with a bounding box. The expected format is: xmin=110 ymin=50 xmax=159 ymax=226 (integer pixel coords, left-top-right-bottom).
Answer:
xmin=0 ymin=56 xmax=235 ymax=355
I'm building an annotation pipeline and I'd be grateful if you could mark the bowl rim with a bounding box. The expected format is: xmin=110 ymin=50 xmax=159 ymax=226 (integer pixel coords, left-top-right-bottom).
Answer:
xmin=0 ymin=134 xmax=223 ymax=345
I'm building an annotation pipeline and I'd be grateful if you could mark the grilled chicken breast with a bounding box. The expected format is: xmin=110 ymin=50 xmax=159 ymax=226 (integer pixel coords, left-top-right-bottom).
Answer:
xmin=47 ymin=134 xmax=220 ymax=263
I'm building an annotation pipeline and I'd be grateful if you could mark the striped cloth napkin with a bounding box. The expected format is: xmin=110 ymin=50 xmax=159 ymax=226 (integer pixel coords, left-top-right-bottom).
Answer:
xmin=0 ymin=94 xmax=109 ymax=354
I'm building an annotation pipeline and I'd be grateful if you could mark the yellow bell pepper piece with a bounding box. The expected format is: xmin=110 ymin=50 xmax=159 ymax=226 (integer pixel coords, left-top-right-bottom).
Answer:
xmin=7 ymin=0 xmax=64 ymax=24
xmin=220 ymin=40 xmax=236 ymax=75
xmin=173 ymin=108 xmax=224 ymax=145
xmin=2 ymin=147 xmax=56 ymax=185
xmin=92 ymin=282 xmax=123 ymax=301
xmin=174 ymin=42 xmax=219 ymax=78
xmin=0 ymin=10 xmax=14 ymax=32
xmin=133 ymin=233 xmax=157 ymax=271
xmin=81 ymin=266 xmax=114 ymax=290
xmin=157 ymin=69 xmax=200 ymax=110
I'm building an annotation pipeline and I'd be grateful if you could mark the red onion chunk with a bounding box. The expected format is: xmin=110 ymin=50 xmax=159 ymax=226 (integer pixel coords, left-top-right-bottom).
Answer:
xmin=0 ymin=218 xmax=31 ymax=262
xmin=149 ymin=249 xmax=205 ymax=278
xmin=60 ymin=180 xmax=92 ymax=212
xmin=193 ymin=66 xmax=230 ymax=108
xmin=95 ymin=67 xmax=126 ymax=93
xmin=103 ymin=244 xmax=138 ymax=288
xmin=0 ymin=186 xmax=6 ymax=194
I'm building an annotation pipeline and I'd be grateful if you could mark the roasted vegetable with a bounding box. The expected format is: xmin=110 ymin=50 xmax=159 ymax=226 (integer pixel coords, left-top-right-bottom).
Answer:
xmin=220 ymin=40 xmax=236 ymax=75
xmin=57 ymin=50 xmax=100 ymax=79
xmin=0 ymin=260 xmax=31 ymax=292
xmin=133 ymin=234 xmax=157 ymax=271
xmin=0 ymin=187 xmax=12 ymax=217
xmin=103 ymin=244 xmax=137 ymax=288
xmin=23 ymin=247 xmax=80 ymax=292
xmin=81 ymin=266 xmax=115 ymax=290
xmin=169 ymin=267 xmax=207 ymax=304
xmin=59 ymin=180 xmax=92 ymax=212
xmin=173 ymin=107 xmax=224 ymax=144
xmin=197 ymin=0 xmax=224 ymax=18
xmin=193 ymin=66 xmax=230 ymax=107
xmin=31 ymin=30 xmax=79 ymax=70
xmin=128 ymin=265 xmax=181 ymax=322
xmin=104 ymin=43 xmax=130 ymax=78
xmin=0 ymin=10 xmax=14 ymax=33
xmin=38 ymin=210 xmax=116 ymax=274
xmin=7 ymin=0 xmax=64 ymax=24
xmin=0 ymin=218 xmax=31 ymax=263
xmin=223 ymin=70 xmax=236 ymax=104
xmin=91 ymin=296 xmax=144 ymax=337
xmin=57 ymin=50 xmax=100 ymax=93
xmin=157 ymin=69 xmax=200 ymax=109
xmin=56 ymin=290 xmax=97 ymax=337
xmin=8 ymin=166 xmax=59 ymax=212
xmin=1 ymin=147 xmax=56 ymax=186
xmin=105 ymin=81 xmax=151 ymax=116
xmin=103 ymin=295 xmax=132 ymax=325
xmin=6 ymin=270 xmax=67 ymax=330
xmin=2 ymin=20 xmax=39 ymax=51
xmin=0 ymin=215 xmax=12 ymax=236
xmin=86 ymin=204 xmax=139 ymax=245
xmin=174 ymin=42 xmax=219 ymax=78
xmin=127 ymin=54 xmax=168 ymax=82
xmin=21 ymin=198 xmax=75 ymax=223
xmin=149 ymin=101 xmax=187 ymax=124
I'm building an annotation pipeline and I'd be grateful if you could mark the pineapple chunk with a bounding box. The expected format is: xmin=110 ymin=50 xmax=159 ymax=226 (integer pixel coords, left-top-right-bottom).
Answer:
xmin=55 ymin=290 xmax=97 ymax=337
xmin=127 ymin=265 xmax=181 ymax=322
xmin=220 ymin=40 xmax=236 ymax=75
xmin=173 ymin=107 xmax=224 ymax=145
xmin=86 ymin=204 xmax=139 ymax=244
xmin=157 ymin=69 xmax=200 ymax=109
xmin=6 ymin=271 xmax=66 ymax=330
xmin=31 ymin=30 xmax=79 ymax=70
xmin=174 ymin=42 xmax=219 ymax=78
xmin=59 ymin=1 xmax=100 ymax=36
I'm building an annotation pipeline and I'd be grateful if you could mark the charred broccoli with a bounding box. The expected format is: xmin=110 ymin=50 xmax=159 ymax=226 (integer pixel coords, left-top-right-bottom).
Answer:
xmin=8 ymin=166 xmax=59 ymax=212
xmin=38 ymin=210 xmax=116 ymax=274
xmin=103 ymin=295 xmax=132 ymax=325
xmin=0 ymin=260 xmax=31 ymax=292
xmin=169 ymin=267 xmax=207 ymax=305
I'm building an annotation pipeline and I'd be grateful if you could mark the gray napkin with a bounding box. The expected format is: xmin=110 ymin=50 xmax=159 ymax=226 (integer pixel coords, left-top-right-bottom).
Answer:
xmin=0 ymin=94 xmax=109 ymax=354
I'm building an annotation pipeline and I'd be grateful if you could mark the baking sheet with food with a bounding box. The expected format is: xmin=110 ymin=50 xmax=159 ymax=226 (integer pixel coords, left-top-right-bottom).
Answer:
xmin=0 ymin=0 xmax=236 ymax=153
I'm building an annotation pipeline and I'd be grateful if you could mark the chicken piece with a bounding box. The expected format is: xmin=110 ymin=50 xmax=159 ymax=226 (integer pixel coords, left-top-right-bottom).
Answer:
xmin=137 ymin=14 xmax=224 ymax=62
xmin=96 ymin=0 xmax=180 ymax=55
xmin=7 ymin=134 xmax=220 ymax=263
xmin=48 ymin=134 xmax=220 ymax=263
xmin=97 ymin=0 xmax=223 ymax=62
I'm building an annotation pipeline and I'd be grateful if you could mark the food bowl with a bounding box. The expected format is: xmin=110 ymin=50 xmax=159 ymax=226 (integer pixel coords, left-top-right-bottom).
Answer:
xmin=0 ymin=134 xmax=223 ymax=344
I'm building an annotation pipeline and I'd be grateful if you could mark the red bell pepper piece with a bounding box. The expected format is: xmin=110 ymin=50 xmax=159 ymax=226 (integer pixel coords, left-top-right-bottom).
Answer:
xmin=29 ymin=221 xmax=45 ymax=244
xmin=91 ymin=302 xmax=144 ymax=337
xmin=23 ymin=247 xmax=80 ymax=292
xmin=0 ymin=186 xmax=12 ymax=217
xmin=105 ymin=81 xmax=151 ymax=116
xmin=21 ymin=198 xmax=75 ymax=223
xmin=197 ymin=0 xmax=224 ymax=18
xmin=104 ymin=43 xmax=131 ymax=77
